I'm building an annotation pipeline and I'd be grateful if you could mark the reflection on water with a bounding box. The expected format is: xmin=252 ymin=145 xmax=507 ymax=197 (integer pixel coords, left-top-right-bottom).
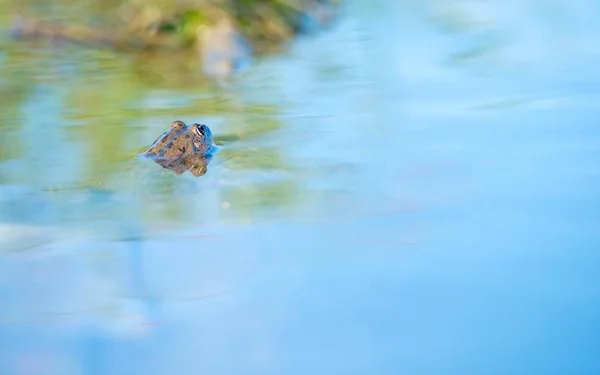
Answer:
xmin=2 ymin=1 xmax=600 ymax=374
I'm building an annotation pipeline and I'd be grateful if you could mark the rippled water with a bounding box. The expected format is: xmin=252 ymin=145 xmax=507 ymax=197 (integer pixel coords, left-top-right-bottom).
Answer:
xmin=2 ymin=1 xmax=600 ymax=374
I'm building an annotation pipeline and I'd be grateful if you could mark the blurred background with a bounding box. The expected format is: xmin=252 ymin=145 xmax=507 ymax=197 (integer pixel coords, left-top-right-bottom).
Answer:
xmin=1 ymin=0 xmax=600 ymax=374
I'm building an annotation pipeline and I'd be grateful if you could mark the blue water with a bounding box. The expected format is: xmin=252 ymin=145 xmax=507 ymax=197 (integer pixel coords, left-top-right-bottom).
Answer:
xmin=1 ymin=1 xmax=600 ymax=374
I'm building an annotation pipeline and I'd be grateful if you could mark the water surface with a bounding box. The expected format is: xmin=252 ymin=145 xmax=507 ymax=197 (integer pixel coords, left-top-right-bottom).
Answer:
xmin=1 ymin=1 xmax=600 ymax=374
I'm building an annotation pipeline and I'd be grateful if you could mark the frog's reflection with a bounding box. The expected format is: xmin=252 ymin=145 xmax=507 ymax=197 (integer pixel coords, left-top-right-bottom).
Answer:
xmin=152 ymin=153 xmax=212 ymax=177
xmin=140 ymin=120 xmax=217 ymax=177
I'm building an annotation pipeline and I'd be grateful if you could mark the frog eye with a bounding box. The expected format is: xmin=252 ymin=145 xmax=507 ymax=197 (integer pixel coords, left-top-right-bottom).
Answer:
xmin=194 ymin=124 xmax=207 ymax=137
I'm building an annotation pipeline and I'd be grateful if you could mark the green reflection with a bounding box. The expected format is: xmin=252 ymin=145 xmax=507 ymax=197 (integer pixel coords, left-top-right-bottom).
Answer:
xmin=0 ymin=44 xmax=37 ymax=165
xmin=0 ymin=42 xmax=300 ymax=227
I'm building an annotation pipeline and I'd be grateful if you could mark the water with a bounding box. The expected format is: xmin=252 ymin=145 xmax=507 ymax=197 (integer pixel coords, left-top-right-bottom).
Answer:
xmin=2 ymin=1 xmax=600 ymax=374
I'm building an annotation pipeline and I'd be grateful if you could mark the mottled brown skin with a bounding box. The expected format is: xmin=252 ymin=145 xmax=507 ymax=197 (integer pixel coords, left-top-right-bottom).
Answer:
xmin=142 ymin=120 xmax=215 ymax=176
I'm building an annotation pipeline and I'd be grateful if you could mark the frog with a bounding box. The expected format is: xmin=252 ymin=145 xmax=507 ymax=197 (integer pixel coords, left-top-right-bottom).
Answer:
xmin=140 ymin=120 xmax=217 ymax=176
